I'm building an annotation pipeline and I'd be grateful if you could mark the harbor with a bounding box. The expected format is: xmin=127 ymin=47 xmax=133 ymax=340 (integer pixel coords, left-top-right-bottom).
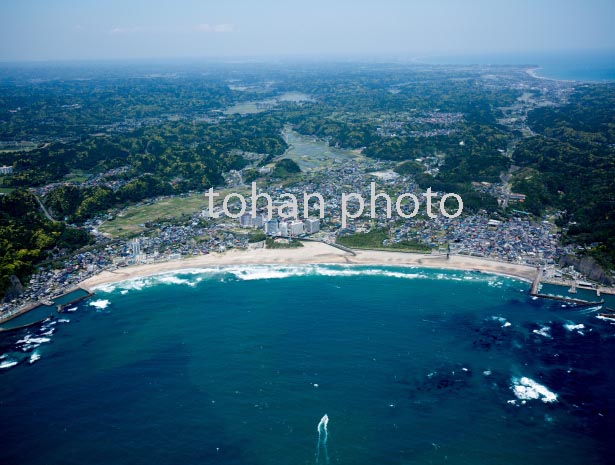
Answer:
xmin=530 ymin=268 xmax=613 ymax=308
xmin=0 ymin=287 xmax=93 ymax=332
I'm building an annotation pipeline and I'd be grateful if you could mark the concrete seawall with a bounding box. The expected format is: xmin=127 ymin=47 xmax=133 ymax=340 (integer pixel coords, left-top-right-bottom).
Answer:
xmin=0 ymin=287 xmax=94 ymax=326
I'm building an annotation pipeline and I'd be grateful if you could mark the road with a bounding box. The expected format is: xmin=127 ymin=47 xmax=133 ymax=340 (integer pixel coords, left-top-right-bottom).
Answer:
xmin=32 ymin=192 xmax=57 ymax=222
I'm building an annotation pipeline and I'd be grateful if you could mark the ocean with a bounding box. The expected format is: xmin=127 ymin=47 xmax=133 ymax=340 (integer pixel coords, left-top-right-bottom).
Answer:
xmin=419 ymin=50 xmax=615 ymax=82
xmin=1 ymin=265 xmax=614 ymax=464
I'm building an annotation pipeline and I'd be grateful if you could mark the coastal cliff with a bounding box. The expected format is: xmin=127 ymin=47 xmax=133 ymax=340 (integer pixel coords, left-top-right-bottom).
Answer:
xmin=559 ymin=254 xmax=614 ymax=286
xmin=2 ymin=275 xmax=24 ymax=303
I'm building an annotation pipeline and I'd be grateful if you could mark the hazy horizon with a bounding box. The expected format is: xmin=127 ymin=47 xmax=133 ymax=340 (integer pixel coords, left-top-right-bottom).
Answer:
xmin=1 ymin=0 xmax=614 ymax=62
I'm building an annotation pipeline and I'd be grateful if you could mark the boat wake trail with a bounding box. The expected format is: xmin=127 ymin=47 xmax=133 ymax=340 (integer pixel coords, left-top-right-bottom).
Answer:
xmin=579 ymin=305 xmax=602 ymax=314
xmin=315 ymin=414 xmax=330 ymax=464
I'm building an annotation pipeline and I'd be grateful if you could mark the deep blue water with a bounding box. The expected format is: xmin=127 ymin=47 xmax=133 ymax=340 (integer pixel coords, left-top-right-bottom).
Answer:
xmin=1 ymin=265 xmax=614 ymax=465
xmin=420 ymin=50 xmax=615 ymax=81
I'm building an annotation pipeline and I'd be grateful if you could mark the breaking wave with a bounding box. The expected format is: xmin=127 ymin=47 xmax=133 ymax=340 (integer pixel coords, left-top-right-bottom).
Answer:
xmin=564 ymin=322 xmax=585 ymax=335
xmin=533 ymin=325 xmax=552 ymax=338
xmin=1 ymin=318 xmax=62 ymax=370
xmin=89 ymin=299 xmax=110 ymax=310
xmin=92 ymin=265 xmax=513 ymax=294
xmin=510 ymin=376 xmax=558 ymax=404
xmin=596 ymin=314 xmax=615 ymax=324
xmin=16 ymin=334 xmax=52 ymax=351
xmin=0 ymin=359 xmax=18 ymax=369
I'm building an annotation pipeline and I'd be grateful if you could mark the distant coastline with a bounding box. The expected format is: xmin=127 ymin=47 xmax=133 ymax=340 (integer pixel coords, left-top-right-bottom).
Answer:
xmin=418 ymin=51 xmax=615 ymax=83
xmin=525 ymin=66 xmax=574 ymax=82
xmin=80 ymin=241 xmax=539 ymax=291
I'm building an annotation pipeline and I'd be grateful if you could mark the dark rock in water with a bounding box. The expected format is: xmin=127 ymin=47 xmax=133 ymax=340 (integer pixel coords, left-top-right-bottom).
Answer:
xmin=403 ymin=363 xmax=474 ymax=399
xmin=516 ymin=319 xmax=614 ymax=444
xmin=2 ymin=275 xmax=24 ymax=302
xmin=471 ymin=318 xmax=519 ymax=352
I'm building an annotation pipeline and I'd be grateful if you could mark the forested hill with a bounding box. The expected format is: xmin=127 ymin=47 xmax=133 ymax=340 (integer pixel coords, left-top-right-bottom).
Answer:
xmin=0 ymin=115 xmax=287 ymax=222
xmin=512 ymin=84 xmax=615 ymax=267
xmin=0 ymin=190 xmax=91 ymax=298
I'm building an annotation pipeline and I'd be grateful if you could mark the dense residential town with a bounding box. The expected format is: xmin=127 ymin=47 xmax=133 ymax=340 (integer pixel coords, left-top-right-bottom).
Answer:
xmin=0 ymin=151 xmax=591 ymax=320
xmin=1 ymin=61 xmax=614 ymax=322
xmin=3 ymin=1 xmax=615 ymax=463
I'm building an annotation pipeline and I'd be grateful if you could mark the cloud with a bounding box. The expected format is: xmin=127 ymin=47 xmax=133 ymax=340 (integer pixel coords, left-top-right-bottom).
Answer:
xmin=105 ymin=23 xmax=234 ymax=36
xmin=108 ymin=26 xmax=144 ymax=35
xmin=195 ymin=23 xmax=234 ymax=33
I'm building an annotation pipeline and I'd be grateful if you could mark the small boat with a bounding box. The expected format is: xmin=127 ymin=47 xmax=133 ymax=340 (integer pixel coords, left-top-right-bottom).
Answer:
xmin=597 ymin=313 xmax=615 ymax=320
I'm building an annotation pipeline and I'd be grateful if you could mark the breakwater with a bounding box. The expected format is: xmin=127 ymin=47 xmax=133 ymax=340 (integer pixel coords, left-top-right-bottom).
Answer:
xmin=0 ymin=287 xmax=93 ymax=329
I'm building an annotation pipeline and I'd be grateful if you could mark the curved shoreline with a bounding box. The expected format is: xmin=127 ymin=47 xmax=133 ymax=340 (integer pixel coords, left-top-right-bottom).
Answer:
xmin=525 ymin=66 xmax=614 ymax=84
xmin=525 ymin=66 xmax=578 ymax=83
xmin=80 ymin=241 xmax=538 ymax=291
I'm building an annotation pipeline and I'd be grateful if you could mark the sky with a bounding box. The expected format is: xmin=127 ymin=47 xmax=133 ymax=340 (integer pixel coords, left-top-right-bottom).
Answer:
xmin=0 ymin=0 xmax=613 ymax=62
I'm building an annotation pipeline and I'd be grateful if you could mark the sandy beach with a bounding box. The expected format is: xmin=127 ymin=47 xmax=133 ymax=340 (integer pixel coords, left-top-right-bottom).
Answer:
xmin=80 ymin=241 xmax=538 ymax=290
xmin=525 ymin=66 xmax=577 ymax=83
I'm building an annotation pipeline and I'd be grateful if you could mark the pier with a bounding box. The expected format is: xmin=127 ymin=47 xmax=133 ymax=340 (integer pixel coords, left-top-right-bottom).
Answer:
xmin=0 ymin=315 xmax=54 ymax=333
xmin=529 ymin=267 xmax=603 ymax=307
xmin=530 ymin=267 xmax=542 ymax=295
xmin=301 ymin=238 xmax=356 ymax=256
xmin=327 ymin=242 xmax=356 ymax=256
xmin=0 ymin=286 xmax=94 ymax=326
xmin=531 ymin=293 xmax=604 ymax=307
xmin=55 ymin=287 xmax=94 ymax=313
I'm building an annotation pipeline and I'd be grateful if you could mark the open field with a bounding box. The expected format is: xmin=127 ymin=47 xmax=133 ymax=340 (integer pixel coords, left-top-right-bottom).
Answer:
xmin=223 ymin=101 xmax=269 ymax=115
xmin=224 ymin=92 xmax=313 ymax=115
xmin=63 ymin=169 xmax=91 ymax=183
xmin=98 ymin=187 xmax=249 ymax=237
xmin=337 ymin=229 xmax=432 ymax=253
xmin=0 ymin=142 xmax=37 ymax=153
xmin=281 ymin=127 xmax=365 ymax=170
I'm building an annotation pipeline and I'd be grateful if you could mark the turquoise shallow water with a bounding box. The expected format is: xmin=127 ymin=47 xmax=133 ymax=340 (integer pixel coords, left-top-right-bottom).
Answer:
xmin=1 ymin=265 xmax=614 ymax=464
